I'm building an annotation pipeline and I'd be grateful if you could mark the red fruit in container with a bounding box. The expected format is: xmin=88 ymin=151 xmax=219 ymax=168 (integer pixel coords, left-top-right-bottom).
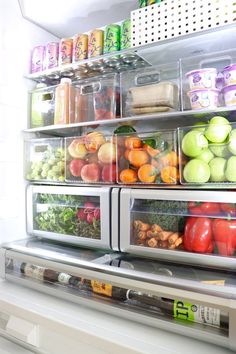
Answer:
xmin=93 ymin=207 xmax=100 ymax=220
xmin=76 ymin=209 xmax=87 ymax=221
xmin=69 ymin=159 xmax=87 ymax=177
xmin=84 ymin=201 xmax=96 ymax=213
xmin=80 ymin=163 xmax=101 ymax=182
xmin=87 ymin=212 xmax=95 ymax=224
xmin=101 ymin=164 xmax=116 ymax=183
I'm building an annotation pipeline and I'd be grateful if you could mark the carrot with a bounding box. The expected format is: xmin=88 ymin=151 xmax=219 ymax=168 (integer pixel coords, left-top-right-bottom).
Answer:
xmin=138 ymin=164 xmax=157 ymax=183
xmin=160 ymin=166 xmax=179 ymax=184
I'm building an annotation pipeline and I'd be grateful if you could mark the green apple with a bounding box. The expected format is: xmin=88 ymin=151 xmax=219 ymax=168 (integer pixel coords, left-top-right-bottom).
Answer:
xmin=209 ymin=141 xmax=230 ymax=158
xmin=225 ymin=156 xmax=236 ymax=182
xmin=182 ymin=130 xmax=208 ymax=157
xmin=228 ymin=129 xmax=236 ymax=155
xmin=192 ymin=121 xmax=207 ymax=132
xmin=197 ymin=148 xmax=214 ymax=164
xmin=204 ymin=116 xmax=232 ymax=143
xmin=209 ymin=157 xmax=227 ymax=182
xmin=183 ymin=159 xmax=210 ymax=183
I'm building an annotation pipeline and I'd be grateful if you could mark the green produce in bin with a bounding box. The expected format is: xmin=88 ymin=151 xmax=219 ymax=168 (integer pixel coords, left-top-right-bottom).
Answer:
xmin=179 ymin=116 xmax=236 ymax=184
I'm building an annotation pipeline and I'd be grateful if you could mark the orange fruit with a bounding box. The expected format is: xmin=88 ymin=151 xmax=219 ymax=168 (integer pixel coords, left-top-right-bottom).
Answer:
xmin=138 ymin=164 xmax=157 ymax=183
xmin=143 ymin=144 xmax=160 ymax=158
xmin=125 ymin=137 xmax=142 ymax=149
xmin=158 ymin=151 xmax=178 ymax=167
xmin=124 ymin=149 xmax=130 ymax=160
xmin=119 ymin=169 xmax=138 ymax=183
xmin=128 ymin=149 xmax=149 ymax=168
xmin=160 ymin=166 xmax=179 ymax=184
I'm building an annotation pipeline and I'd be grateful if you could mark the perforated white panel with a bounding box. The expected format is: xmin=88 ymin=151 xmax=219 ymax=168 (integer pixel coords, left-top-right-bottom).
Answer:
xmin=131 ymin=0 xmax=236 ymax=47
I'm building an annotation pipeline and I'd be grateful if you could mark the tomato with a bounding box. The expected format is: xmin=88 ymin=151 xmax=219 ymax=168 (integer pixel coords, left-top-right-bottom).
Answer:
xmin=188 ymin=202 xmax=220 ymax=216
xmin=220 ymin=203 xmax=236 ymax=217
xmin=188 ymin=202 xmax=203 ymax=215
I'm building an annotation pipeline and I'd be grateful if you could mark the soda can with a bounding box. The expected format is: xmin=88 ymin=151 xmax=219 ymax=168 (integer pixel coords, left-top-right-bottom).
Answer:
xmin=59 ymin=38 xmax=73 ymax=65
xmin=45 ymin=42 xmax=59 ymax=69
xmin=73 ymin=34 xmax=88 ymax=62
xmin=88 ymin=29 xmax=104 ymax=58
xmin=139 ymin=0 xmax=147 ymax=7
xmin=104 ymin=24 xmax=120 ymax=54
xmin=121 ymin=19 xmax=131 ymax=50
xmin=31 ymin=45 xmax=45 ymax=73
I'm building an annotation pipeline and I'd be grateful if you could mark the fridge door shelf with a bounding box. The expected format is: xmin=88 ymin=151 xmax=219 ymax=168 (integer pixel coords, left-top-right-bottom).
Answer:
xmin=26 ymin=185 xmax=111 ymax=250
xmin=120 ymin=188 xmax=236 ymax=270
xmin=2 ymin=243 xmax=236 ymax=351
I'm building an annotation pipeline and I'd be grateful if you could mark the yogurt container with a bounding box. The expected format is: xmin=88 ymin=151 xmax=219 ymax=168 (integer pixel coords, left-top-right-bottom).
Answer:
xmin=222 ymin=85 xmax=236 ymax=106
xmin=186 ymin=68 xmax=217 ymax=90
xmin=223 ymin=64 xmax=236 ymax=87
xmin=188 ymin=89 xmax=220 ymax=110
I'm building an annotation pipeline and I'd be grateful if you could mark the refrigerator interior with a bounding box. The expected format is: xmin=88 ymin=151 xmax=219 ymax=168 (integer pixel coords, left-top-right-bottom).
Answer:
xmin=1 ymin=0 xmax=236 ymax=353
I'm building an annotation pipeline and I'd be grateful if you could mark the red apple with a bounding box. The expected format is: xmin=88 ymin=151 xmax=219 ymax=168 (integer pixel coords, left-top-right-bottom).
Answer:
xmin=69 ymin=159 xmax=87 ymax=177
xmin=101 ymin=164 xmax=117 ymax=183
xmin=81 ymin=163 xmax=101 ymax=183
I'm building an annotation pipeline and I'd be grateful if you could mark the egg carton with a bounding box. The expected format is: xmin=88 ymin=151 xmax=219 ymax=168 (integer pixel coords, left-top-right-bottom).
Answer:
xmin=131 ymin=0 xmax=236 ymax=48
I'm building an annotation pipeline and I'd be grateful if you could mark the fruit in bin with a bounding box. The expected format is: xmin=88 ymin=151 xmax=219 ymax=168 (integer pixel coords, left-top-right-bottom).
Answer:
xmin=125 ymin=137 xmax=142 ymax=149
xmin=69 ymin=159 xmax=87 ymax=177
xmin=76 ymin=209 xmax=87 ymax=221
xmin=80 ymin=163 xmax=101 ymax=182
xmin=101 ymin=164 xmax=117 ymax=183
xmin=228 ymin=129 xmax=236 ymax=155
xmin=184 ymin=217 xmax=213 ymax=253
xmin=209 ymin=142 xmax=230 ymax=158
xmin=220 ymin=203 xmax=236 ymax=217
xmin=225 ymin=156 xmax=236 ymax=182
xmin=188 ymin=202 xmax=221 ymax=216
xmin=197 ymin=148 xmax=214 ymax=164
xmin=192 ymin=121 xmax=207 ymax=132
xmin=160 ymin=166 xmax=179 ymax=184
xmin=138 ymin=164 xmax=157 ymax=183
xmin=158 ymin=151 xmax=179 ymax=167
xmin=182 ymin=130 xmax=208 ymax=157
xmin=205 ymin=116 xmax=232 ymax=143
xmin=212 ymin=218 xmax=236 ymax=256
xmin=209 ymin=157 xmax=227 ymax=182
xmin=127 ymin=149 xmax=149 ymax=168
xmin=143 ymin=144 xmax=160 ymax=158
xmin=98 ymin=142 xmax=117 ymax=164
xmin=87 ymin=153 xmax=99 ymax=164
xmin=119 ymin=169 xmax=138 ymax=183
xmin=68 ymin=139 xmax=87 ymax=159
xmin=183 ymin=159 xmax=210 ymax=183
xmin=84 ymin=132 xmax=106 ymax=153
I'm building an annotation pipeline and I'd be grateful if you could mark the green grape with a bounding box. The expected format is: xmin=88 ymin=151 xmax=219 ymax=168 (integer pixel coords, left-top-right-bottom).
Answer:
xmin=41 ymin=170 xmax=48 ymax=178
xmin=58 ymin=176 xmax=65 ymax=182
xmin=42 ymin=163 xmax=50 ymax=172
xmin=52 ymin=165 xmax=61 ymax=174
xmin=48 ymin=158 xmax=56 ymax=166
xmin=47 ymin=170 xmax=54 ymax=179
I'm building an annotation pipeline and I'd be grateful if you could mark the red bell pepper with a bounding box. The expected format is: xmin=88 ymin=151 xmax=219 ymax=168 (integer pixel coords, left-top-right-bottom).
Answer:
xmin=188 ymin=202 xmax=221 ymax=216
xmin=220 ymin=203 xmax=236 ymax=217
xmin=184 ymin=217 xmax=213 ymax=253
xmin=212 ymin=219 xmax=236 ymax=256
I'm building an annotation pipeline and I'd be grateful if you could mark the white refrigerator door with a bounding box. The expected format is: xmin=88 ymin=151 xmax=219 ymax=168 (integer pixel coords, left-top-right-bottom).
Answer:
xmin=0 ymin=336 xmax=34 ymax=354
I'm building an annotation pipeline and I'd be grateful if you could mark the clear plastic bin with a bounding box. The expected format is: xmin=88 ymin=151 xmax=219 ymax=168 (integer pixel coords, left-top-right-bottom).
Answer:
xmin=116 ymin=130 xmax=179 ymax=185
xmin=29 ymin=84 xmax=55 ymax=128
xmin=24 ymin=138 xmax=65 ymax=183
xmin=178 ymin=119 xmax=236 ymax=185
xmin=121 ymin=63 xmax=180 ymax=117
xmin=65 ymin=132 xmax=117 ymax=184
xmin=73 ymin=73 xmax=120 ymax=122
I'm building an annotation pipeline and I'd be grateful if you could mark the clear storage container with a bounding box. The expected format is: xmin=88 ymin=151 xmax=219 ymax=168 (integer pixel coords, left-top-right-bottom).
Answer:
xmin=29 ymin=84 xmax=55 ymax=128
xmin=116 ymin=130 xmax=179 ymax=185
xmin=65 ymin=132 xmax=117 ymax=184
xmin=178 ymin=120 xmax=236 ymax=185
xmin=120 ymin=189 xmax=236 ymax=269
xmin=26 ymin=185 xmax=111 ymax=249
xmin=73 ymin=73 xmax=120 ymax=122
xmin=24 ymin=138 xmax=65 ymax=183
xmin=121 ymin=63 xmax=180 ymax=117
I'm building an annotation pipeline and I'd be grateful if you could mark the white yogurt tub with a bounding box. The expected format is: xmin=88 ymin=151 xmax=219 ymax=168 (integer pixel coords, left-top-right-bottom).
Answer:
xmin=186 ymin=68 xmax=217 ymax=90
xmin=188 ymin=89 xmax=220 ymax=110
xmin=223 ymin=64 xmax=236 ymax=87
xmin=222 ymin=85 xmax=236 ymax=106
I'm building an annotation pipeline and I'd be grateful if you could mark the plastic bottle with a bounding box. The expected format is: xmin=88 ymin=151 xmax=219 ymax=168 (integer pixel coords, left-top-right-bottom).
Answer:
xmin=54 ymin=78 xmax=75 ymax=125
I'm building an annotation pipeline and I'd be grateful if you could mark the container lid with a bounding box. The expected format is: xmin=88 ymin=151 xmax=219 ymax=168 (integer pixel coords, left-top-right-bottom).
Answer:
xmin=188 ymin=88 xmax=220 ymax=94
xmin=60 ymin=78 xmax=72 ymax=84
xmin=186 ymin=68 xmax=217 ymax=78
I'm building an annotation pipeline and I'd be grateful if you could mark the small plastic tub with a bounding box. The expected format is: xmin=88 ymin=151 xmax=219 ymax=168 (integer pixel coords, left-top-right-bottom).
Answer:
xmin=223 ymin=64 xmax=236 ymax=87
xmin=186 ymin=68 xmax=217 ymax=90
xmin=222 ymin=85 xmax=236 ymax=106
xmin=188 ymin=89 xmax=220 ymax=110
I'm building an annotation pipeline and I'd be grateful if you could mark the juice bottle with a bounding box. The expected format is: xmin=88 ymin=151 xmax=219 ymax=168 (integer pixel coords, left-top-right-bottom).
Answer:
xmin=54 ymin=78 xmax=75 ymax=125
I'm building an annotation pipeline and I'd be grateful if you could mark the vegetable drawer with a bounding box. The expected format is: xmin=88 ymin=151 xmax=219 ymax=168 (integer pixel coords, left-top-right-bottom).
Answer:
xmin=26 ymin=185 xmax=111 ymax=249
xmin=120 ymin=189 xmax=236 ymax=269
